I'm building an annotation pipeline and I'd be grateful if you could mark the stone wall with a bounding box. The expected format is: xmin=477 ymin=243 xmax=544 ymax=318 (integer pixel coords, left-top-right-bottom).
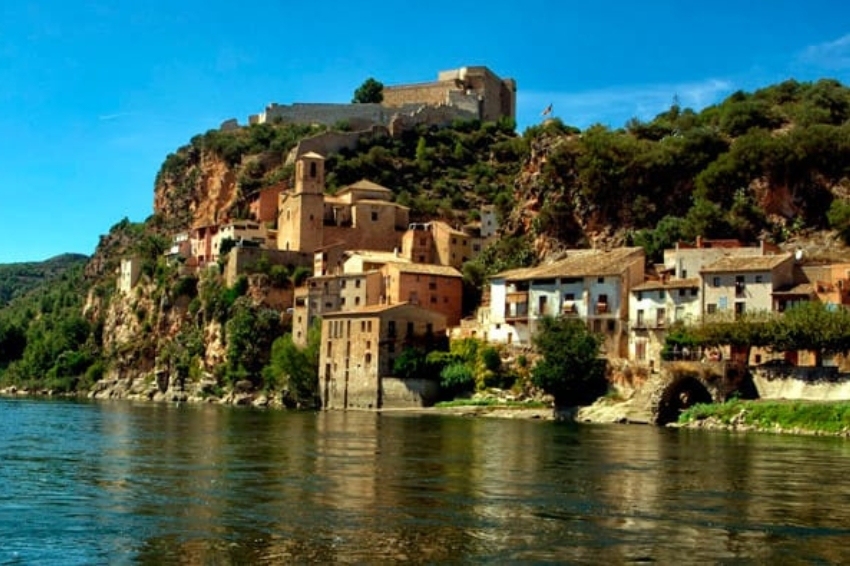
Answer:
xmin=285 ymin=126 xmax=390 ymax=165
xmin=260 ymin=102 xmax=387 ymax=127
xmin=381 ymin=377 xmax=441 ymax=408
xmin=752 ymin=366 xmax=850 ymax=400
xmin=224 ymin=247 xmax=312 ymax=287
xmin=382 ymin=82 xmax=450 ymax=108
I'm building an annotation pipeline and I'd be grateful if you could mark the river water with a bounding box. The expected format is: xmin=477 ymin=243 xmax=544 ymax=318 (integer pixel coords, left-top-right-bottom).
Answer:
xmin=1 ymin=398 xmax=850 ymax=564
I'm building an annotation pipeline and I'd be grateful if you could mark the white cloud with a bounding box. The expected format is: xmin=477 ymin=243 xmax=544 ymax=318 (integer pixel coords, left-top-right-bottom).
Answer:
xmin=518 ymin=78 xmax=734 ymax=129
xmin=797 ymin=33 xmax=850 ymax=70
xmin=98 ymin=112 xmax=132 ymax=121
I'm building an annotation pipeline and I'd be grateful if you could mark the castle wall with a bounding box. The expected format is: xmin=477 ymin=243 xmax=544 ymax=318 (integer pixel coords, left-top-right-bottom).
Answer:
xmin=260 ymin=102 xmax=388 ymax=127
xmin=382 ymin=82 xmax=450 ymax=108
xmin=285 ymin=126 xmax=390 ymax=165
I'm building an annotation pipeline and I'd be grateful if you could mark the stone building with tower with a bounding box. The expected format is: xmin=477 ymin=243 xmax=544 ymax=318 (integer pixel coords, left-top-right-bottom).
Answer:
xmin=276 ymin=152 xmax=410 ymax=257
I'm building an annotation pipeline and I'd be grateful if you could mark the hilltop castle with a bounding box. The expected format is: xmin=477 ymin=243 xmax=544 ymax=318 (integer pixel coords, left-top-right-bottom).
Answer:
xmin=220 ymin=66 xmax=516 ymax=131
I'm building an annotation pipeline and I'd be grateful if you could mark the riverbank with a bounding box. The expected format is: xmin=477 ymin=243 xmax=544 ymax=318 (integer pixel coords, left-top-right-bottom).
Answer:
xmin=676 ymin=399 xmax=850 ymax=436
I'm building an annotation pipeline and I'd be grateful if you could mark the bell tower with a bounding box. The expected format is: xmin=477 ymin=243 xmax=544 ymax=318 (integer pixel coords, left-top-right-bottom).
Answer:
xmin=277 ymin=152 xmax=326 ymax=252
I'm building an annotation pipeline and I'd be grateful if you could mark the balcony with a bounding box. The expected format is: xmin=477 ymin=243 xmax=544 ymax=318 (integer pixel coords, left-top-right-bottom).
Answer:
xmin=595 ymin=302 xmax=609 ymax=315
xmin=562 ymin=301 xmax=578 ymax=316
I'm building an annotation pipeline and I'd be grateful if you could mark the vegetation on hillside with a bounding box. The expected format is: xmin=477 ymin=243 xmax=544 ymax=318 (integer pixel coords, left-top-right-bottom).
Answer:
xmin=0 ymin=254 xmax=88 ymax=307
xmin=0 ymin=264 xmax=101 ymax=392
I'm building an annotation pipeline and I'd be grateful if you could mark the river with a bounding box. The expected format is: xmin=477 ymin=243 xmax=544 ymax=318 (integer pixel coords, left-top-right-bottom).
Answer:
xmin=1 ymin=398 xmax=850 ymax=564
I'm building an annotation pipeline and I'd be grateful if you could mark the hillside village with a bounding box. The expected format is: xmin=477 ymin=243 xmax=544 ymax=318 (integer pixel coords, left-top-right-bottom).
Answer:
xmin=7 ymin=65 xmax=850 ymax=417
xmin=119 ymin=141 xmax=850 ymax=411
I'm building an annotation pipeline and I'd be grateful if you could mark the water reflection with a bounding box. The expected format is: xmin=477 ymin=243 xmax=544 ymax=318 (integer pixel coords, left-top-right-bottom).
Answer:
xmin=3 ymin=399 xmax=850 ymax=564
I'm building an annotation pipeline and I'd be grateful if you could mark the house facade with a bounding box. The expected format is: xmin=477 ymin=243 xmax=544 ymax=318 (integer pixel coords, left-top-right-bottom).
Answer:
xmin=487 ymin=247 xmax=645 ymax=356
xmin=628 ymin=278 xmax=701 ymax=368
xmin=380 ymin=261 xmax=464 ymax=325
xmin=701 ymin=253 xmax=795 ymax=318
xmin=318 ymin=303 xmax=447 ymax=410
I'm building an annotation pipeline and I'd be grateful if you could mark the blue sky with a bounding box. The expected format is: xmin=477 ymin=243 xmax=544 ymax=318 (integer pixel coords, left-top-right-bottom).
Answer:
xmin=1 ymin=0 xmax=849 ymax=263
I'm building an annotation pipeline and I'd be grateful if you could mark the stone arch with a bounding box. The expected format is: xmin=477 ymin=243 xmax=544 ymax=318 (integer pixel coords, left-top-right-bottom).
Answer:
xmin=650 ymin=364 xmax=726 ymax=425
xmin=654 ymin=375 xmax=714 ymax=425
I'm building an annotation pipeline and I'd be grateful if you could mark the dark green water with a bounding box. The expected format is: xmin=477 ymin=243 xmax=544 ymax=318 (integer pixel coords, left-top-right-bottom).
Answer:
xmin=2 ymin=398 xmax=850 ymax=564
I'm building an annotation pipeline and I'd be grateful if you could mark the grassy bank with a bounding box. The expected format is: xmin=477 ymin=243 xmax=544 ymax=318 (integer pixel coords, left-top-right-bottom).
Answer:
xmin=679 ymin=399 xmax=850 ymax=435
xmin=435 ymin=398 xmax=548 ymax=409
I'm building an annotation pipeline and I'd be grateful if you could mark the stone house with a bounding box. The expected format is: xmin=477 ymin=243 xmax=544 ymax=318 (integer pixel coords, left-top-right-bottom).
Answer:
xmin=380 ymin=261 xmax=463 ymax=326
xmin=211 ymin=220 xmax=274 ymax=259
xmin=292 ymin=270 xmax=383 ymax=346
xmin=118 ymin=258 xmax=142 ymax=294
xmin=487 ymin=247 xmax=645 ymax=356
xmin=249 ymin=185 xmax=282 ymax=224
xmin=700 ymin=253 xmax=795 ymax=318
xmin=628 ymin=278 xmax=701 ymax=369
xmin=318 ymin=303 xmax=447 ymax=410
xmin=663 ymin=237 xmax=780 ymax=279
xmin=401 ymin=220 xmax=482 ymax=270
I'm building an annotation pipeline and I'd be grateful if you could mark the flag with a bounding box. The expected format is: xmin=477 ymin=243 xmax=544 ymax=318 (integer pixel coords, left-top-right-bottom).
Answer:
xmin=541 ymin=103 xmax=553 ymax=117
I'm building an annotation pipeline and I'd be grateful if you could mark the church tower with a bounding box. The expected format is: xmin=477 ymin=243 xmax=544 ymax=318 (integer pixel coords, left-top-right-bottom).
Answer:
xmin=277 ymin=152 xmax=325 ymax=252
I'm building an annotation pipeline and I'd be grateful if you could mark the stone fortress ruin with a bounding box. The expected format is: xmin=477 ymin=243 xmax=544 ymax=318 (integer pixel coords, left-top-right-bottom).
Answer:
xmin=220 ymin=66 xmax=516 ymax=132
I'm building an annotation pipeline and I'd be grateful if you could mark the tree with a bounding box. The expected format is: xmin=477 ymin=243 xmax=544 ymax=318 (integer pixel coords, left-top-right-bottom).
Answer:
xmin=263 ymin=321 xmax=321 ymax=408
xmin=352 ymin=78 xmax=384 ymax=104
xmin=531 ymin=317 xmax=607 ymax=406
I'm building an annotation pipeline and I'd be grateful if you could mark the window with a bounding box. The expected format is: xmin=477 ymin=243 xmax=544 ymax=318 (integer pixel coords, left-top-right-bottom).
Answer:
xmin=712 ymin=276 xmax=720 ymax=287
xmin=597 ymin=277 xmax=604 ymax=284
xmin=691 ymin=288 xmax=698 ymax=297
xmin=365 ymin=353 xmax=372 ymax=365
xmin=388 ymin=321 xmax=396 ymax=337
xmin=451 ymin=237 xmax=457 ymax=244
xmin=371 ymin=211 xmax=378 ymax=222
xmin=473 ymin=244 xmax=480 ymax=252
xmin=735 ymin=275 xmax=746 ymax=298
xmin=406 ymin=322 xmax=414 ymax=336
xmin=678 ymin=289 xmax=686 ymax=297
xmin=656 ymin=308 xmax=666 ymax=327
xmin=707 ymin=303 xmax=717 ymax=314
xmin=428 ymin=282 xmax=437 ymax=290
xmin=681 ymin=269 xmax=688 ymax=278
xmin=326 ymin=341 xmax=332 ymax=356
xmin=636 ymin=309 xmax=645 ymax=327
xmin=658 ymin=290 xmax=664 ymax=300
xmin=607 ymin=320 xmax=615 ymax=332
xmin=309 ymin=162 xmax=317 ymax=178
xmin=565 ymin=293 xmax=575 ymax=301
xmin=340 ymin=280 xmax=346 ymax=289
xmin=755 ymin=275 xmax=763 ymax=283
xmin=355 ymin=279 xmax=361 ymax=288
xmin=430 ymin=295 xmax=437 ymax=304
xmin=361 ymin=321 xmax=366 ymax=332
xmin=340 ymin=297 xmax=346 ymax=306
xmin=367 ymin=321 xmax=373 ymax=332
xmin=355 ymin=297 xmax=361 ymax=306
xmin=426 ymin=323 xmax=433 ymax=335
xmin=636 ymin=291 xmax=643 ymax=301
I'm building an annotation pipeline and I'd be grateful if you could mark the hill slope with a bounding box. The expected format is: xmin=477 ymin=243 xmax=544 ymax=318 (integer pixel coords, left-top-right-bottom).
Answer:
xmin=0 ymin=253 xmax=89 ymax=307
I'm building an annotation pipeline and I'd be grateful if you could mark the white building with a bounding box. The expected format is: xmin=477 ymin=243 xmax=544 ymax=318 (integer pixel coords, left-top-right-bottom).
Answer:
xmin=487 ymin=247 xmax=645 ymax=356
